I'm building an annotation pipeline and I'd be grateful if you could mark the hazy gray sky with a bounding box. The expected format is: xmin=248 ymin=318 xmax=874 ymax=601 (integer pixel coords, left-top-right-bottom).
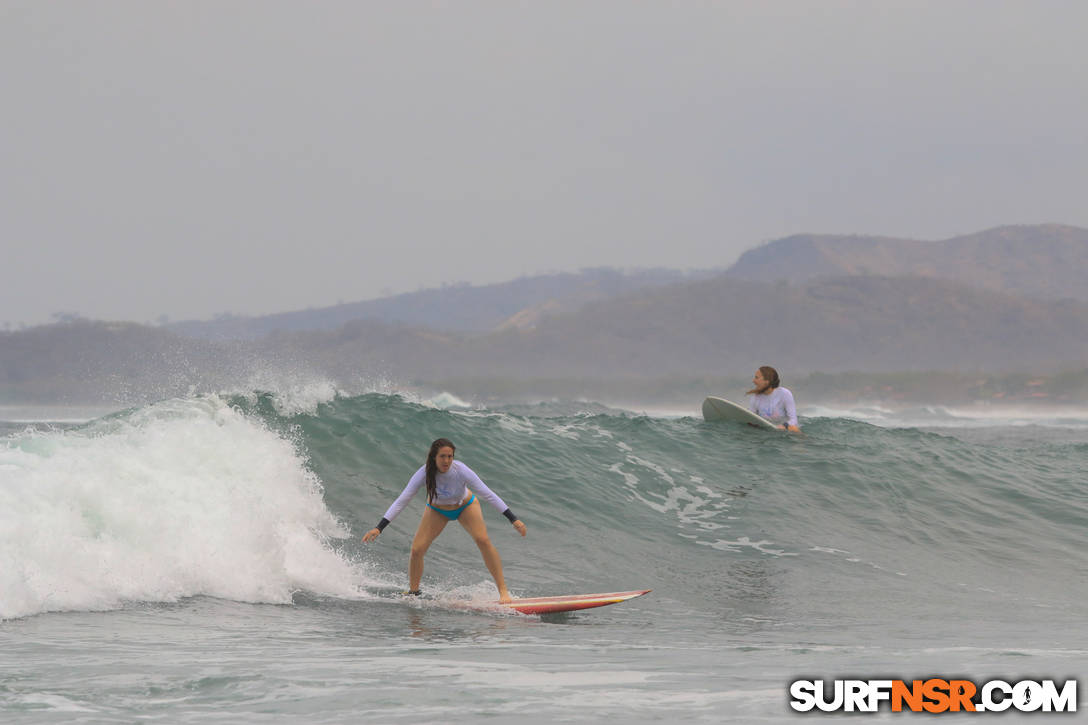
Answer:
xmin=3 ymin=1 xmax=1086 ymax=326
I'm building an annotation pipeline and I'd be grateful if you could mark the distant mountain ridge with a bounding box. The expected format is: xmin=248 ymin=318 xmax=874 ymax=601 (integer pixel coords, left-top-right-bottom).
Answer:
xmin=6 ymin=223 xmax=1088 ymax=405
xmin=168 ymin=267 xmax=718 ymax=340
xmin=727 ymin=224 xmax=1088 ymax=302
xmin=167 ymin=223 xmax=1088 ymax=341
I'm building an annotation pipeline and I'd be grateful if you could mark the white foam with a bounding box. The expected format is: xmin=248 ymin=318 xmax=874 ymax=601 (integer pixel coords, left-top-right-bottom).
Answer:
xmin=695 ymin=536 xmax=796 ymax=557
xmin=425 ymin=391 xmax=474 ymax=409
xmin=221 ymin=373 xmax=342 ymax=417
xmin=0 ymin=395 xmax=377 ymax=620
xmin=806 ymin=402 xmax=1088 ymax=429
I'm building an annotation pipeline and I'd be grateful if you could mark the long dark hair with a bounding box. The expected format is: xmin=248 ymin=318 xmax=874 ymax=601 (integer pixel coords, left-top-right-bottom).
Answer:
xmin=425 ymin=438 xmax=455 ymax=503
xmin=746 ymin=365 xmax=781 ymax=395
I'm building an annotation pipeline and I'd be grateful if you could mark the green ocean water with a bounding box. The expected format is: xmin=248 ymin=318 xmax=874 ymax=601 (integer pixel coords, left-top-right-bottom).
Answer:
xmin=1 ymin=391 xmax=1085 ymax=722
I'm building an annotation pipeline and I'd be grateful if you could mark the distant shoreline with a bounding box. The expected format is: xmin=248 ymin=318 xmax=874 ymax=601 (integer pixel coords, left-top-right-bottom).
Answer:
xmin=4 ymin=368 xmax=1088 ymax=409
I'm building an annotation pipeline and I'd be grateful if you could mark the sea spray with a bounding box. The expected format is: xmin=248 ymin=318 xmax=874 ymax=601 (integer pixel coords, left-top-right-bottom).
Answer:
xmin=0 ymin=395 xmax=379 ymax=620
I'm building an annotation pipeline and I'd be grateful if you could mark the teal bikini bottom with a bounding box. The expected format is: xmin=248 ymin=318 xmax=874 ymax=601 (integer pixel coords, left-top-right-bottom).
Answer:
xmin=427 ymin=494 xmax=476 ymax=520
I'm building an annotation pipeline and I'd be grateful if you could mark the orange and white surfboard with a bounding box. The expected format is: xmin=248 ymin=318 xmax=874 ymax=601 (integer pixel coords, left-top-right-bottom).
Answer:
xmin=497 ymin=589 xmax=651 ymax=615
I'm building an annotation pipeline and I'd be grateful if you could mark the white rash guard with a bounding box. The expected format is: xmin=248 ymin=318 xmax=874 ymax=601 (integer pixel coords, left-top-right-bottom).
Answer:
xmin=380 ymin=460 xmax=511 ymax=525
xmin=748 ymin=387 xmax=799 ymax=427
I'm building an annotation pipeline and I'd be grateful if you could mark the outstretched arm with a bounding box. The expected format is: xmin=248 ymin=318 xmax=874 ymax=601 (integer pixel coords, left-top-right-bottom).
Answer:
xmin=362 ymin=467 xmax=426 ymax=543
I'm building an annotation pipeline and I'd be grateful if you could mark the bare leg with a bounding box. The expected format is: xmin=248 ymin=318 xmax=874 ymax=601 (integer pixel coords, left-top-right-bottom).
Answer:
xmin=409 ymin=507 xmax=449 ymax=591
xmin=457 ymin=499 xmax=512 ymax=602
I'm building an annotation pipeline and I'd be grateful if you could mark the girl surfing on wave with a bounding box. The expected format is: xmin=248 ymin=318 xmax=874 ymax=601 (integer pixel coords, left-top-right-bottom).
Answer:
xmin=747 ymin=366 xmax=801 ymax=432
xmin=362 ymin=438 xmax=527 ymax=602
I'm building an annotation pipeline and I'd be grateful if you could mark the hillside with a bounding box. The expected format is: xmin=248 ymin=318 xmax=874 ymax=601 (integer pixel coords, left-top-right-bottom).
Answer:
xmin=6 ymin=273 xmax=1088 ymax=405
xmin=726 ymin=224 xmax=1088 ymax=302
xmin=167 ymin=267 xmax=716 ymax=340
xmin=165 ymin=224 xmax=1088 ymax=343
xmin=7 ymin=223 xmax=1088 ymax=406
xmin=258 ymin=275 xmax=1088 ymax=382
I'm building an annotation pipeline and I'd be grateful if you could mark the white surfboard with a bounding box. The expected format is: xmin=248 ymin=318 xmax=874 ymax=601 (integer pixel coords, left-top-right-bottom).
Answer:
xmin=702 ymin=396 xmax=779 ymax=430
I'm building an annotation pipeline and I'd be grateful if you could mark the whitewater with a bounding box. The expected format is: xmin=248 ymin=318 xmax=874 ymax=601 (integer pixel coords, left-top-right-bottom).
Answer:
xmin=1 ymin=388 xmax=1085 ymax=723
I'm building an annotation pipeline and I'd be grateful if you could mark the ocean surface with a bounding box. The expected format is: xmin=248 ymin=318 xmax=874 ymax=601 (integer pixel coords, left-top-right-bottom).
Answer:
xmin=1 ymin=388 xmax=1085 ymax=723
